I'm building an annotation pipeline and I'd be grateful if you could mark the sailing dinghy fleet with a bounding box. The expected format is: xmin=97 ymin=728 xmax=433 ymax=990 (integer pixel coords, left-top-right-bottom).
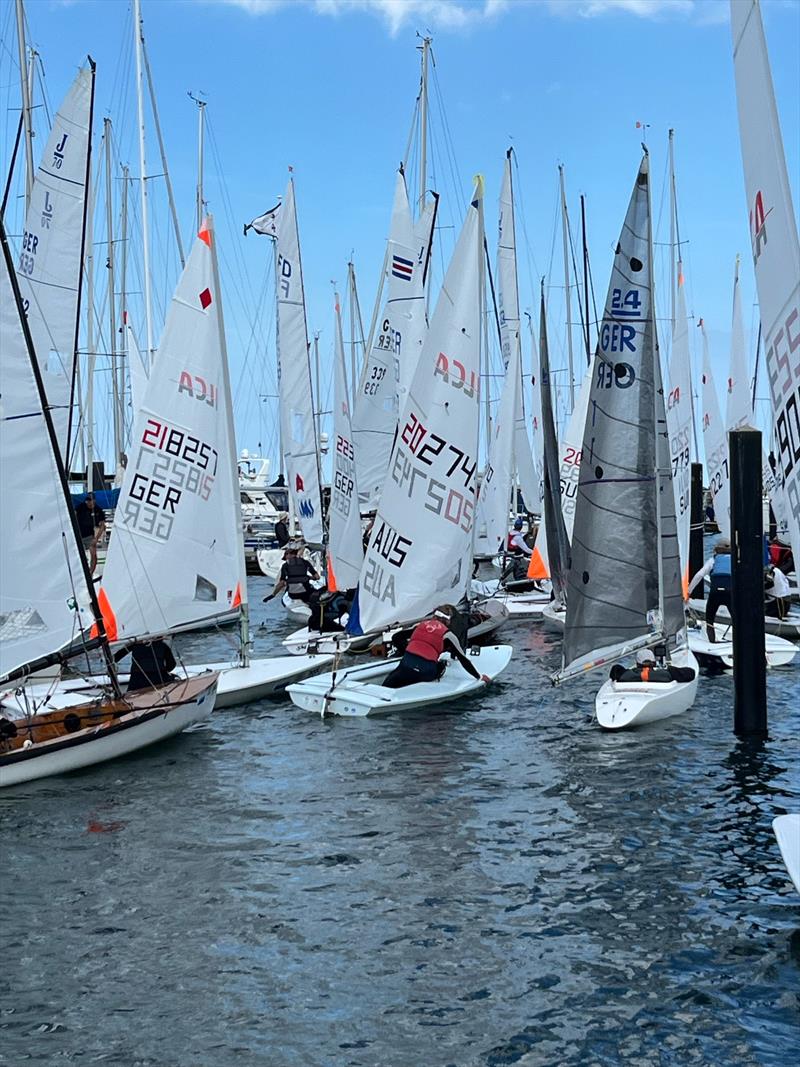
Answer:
xmin=1 ymin=0 xmax=798 ymax=819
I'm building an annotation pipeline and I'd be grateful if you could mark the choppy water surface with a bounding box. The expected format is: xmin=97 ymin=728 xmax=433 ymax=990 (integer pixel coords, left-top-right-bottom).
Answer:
xmin=1 ymin=573 xmax=798 ymax=1066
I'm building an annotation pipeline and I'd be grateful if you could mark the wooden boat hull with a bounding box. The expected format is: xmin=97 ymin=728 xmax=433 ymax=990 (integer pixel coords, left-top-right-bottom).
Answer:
xmin=773 ymin=815 xmax=800 ymax=895
xmin=688 ymin=598 xmax=800 ymax=641
xmin=0 ymin=675 xmax=217 ymax=788
xmin=595 ymin=648 xmax=699 ymax=730
xmin=287 ymin=644 xmax=513 ymax=717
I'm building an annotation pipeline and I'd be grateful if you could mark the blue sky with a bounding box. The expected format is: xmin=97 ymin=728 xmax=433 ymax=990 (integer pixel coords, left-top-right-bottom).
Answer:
xmin=1 ymin=0 xmax=798 ymax=469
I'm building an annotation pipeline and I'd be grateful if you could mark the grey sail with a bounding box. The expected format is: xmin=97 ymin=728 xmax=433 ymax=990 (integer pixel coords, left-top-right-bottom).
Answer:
xmin=562 ymin=153 xmax=683 ymax=674
xmin=538 ymin=286 xmax=570 ymax=604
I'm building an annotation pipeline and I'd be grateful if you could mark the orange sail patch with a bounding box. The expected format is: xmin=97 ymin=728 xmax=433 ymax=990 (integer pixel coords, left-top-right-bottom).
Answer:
xmin=90 ymin=588 xmax=118 ymax=642
xmin=527 ymin=546 xmax=549 ymax=581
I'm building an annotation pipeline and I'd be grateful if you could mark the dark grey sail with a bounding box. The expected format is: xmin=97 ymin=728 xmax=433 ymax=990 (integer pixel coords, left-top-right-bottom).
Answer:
xmin=562 ymin=153 xmax=684 ymax=674
xmin=539 ymin=285 xmax=570 ymax=604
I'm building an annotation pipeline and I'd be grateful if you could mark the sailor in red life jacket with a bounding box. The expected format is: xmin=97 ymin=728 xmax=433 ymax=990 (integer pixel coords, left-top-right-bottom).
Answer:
xmin=383 ymin=604 xmax=491 ymax=690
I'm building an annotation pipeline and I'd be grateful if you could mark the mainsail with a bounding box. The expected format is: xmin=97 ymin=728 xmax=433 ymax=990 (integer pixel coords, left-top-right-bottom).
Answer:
xmin=665 ymin=265 xmax=694 ymax=591
xmin=275 ymin=178 xmax=324 ymax=543
xmin=350 ymin=183 xmax=484 ymax=634
xmin=538 ymin=288 xmax=570 ymax=604
xmin=353 ymin=170 xmax=427 ymax=506
xmin=731 ymin=0 xmax=800 ymax=560
xmin=17 ymin=63 xmax=94 ymax=463
xmin=0 ymin=217 xmax=92 ymax=679
xmin=700 ymin=324 xmax=731 ymax=539
xmin=328 ymin=293 xmax=364 ymax=592
xmin=562 ymin=154 xmax=684 ymax=674
xmin=98 ymin=218 xmax=245 ymax=641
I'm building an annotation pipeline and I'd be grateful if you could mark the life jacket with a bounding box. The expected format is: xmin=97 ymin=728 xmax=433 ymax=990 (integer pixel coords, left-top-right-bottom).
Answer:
xmin=406 ymin=619 xmax=448 ymax=662
xmin=710 ymin=553 xmax=732 ymax=591
xmin=285 ymin=557 xmax=312 ymax=596
xmin=507 ymin=531 xmax=524 ymax=555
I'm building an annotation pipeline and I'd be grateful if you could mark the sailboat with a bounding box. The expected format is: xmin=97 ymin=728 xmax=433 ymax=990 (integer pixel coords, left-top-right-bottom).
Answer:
xmin=5 ymin=218 xmax=332 ymax=715
xmin=553 ymin=152 xmax=698 ymax=730
xmin=0 ymin=215 xmax=217 ymax=788
xmin=288 ymin=181 xmax=513 ymax=716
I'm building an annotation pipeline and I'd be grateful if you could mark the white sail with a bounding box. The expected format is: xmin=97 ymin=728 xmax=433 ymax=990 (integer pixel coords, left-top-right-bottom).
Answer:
xmin=666 ymin=266 xmax=694 ymax=591
xmin=98 ymin=218 xmax=245 ymax=641
xmin=350 ymin=183 xmax=483 ymax=634
xmin=0 ymin=223 xmax=91 ymax=679
xmin=352 ymin=171 xmax=422 ymax=506
xmin=725 ymin=259 xmax=752 ymax=433
xmin=328 ymin=293 xmax=364 ymax=591
xmin=731 ymin=0 xmax=800 ymax=559
xmin=701 ymin=325 xmax=731 ymax=539
xmin=475 ymin=330 xmax=519 ymax=556
xmin=17 ymin=65 xmax=93 ymax=462
xmin=125 ymin=314 xmax=149 ymax=425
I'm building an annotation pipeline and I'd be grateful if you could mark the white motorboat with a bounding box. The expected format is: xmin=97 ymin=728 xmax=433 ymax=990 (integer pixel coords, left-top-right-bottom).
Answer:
xmin=0 ymin=674 xmax=217 ymax=788
xmin=287 ymin=644 xmax=513 ymax=718
xmin=595 ymin=647 xmax=699 ymax=730
xmin=772 ymin=815 xmax=800 ymax=895
xmin=687 ymin=622 xmax=797 ymax=669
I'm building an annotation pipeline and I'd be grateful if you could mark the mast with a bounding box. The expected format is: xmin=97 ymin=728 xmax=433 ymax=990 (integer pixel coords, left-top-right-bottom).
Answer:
xmin=191 ymin=93 xmax=207 ymax=232
xmin=580 ymin=194 xmax=591 ymax=366
xmin=645 ymin=146 xmax=666 ymax=631
xmin=104 ymin=118 xmax=121 ymax=472
xmin=119 ymin=164 xmax=129 ymax=443
xmin=15 ymin=0 xmax=34 ymax=209
xmin=558 ymin=164 xmax=575 ymax=411
xmin=133 ymin=0 xmax=154 ymax=365
xmin=417 ymin=35 xmax=431 ymax=215
xmin=313 ymin=330 xmax=322 ymax=450
xmin=668 ymin=129 xmax=677 ymax=333
xmin=0 ymin=216 xmax=121 ymax=694
xmin=85 ymin=163 xmax=96 ymax=493
xmin=142 ymin=31 xmax=185 ymax=268
xmin=478 ymin=181 xmax=491 ymax=449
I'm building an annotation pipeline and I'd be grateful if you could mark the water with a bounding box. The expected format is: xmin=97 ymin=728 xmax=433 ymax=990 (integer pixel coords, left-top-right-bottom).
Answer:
xmin=2 ymin=573 xmax=798 ymax=1066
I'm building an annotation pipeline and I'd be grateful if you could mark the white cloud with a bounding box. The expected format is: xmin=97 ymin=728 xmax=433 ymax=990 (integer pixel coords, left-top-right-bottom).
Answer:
xmin=218 ymin=0 xmax=509 ymax=35
xmin=545 ymin=0 xmax=726 ymax=22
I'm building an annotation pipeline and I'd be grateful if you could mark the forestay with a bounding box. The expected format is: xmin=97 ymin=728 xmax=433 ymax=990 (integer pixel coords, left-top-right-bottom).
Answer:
xmin=562 ymin=154 xmax=684 ymax=675
xmin=538 ymin=291 xmax=570 ymax=603
xmin=328 ymin=293 xmax=364 ymax=591
xmin=98 ymin=218 xmax=245 ymax=640
xmin=353 ymin=171 xmax=426 ymax=506
xmin=275 ymin=178 xmax=323 ymax=542
xmin=350 ymin=183 xmax=483 ymax=634
xmin=665 ymin=265 xmax=693 ymax=590
xmin=700 ymin=325 xmax=731 ymax=539
xmin=731 ymin=0 xmax=800 ymax=560
xmin=16 ymin=64 xmax=93 ymax=463
xmin=0 ymin=219 xmax=91 ymax=679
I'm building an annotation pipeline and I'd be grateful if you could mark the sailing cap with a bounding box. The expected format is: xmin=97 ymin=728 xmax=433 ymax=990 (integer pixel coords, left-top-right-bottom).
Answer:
xmin=636 ymin=648 xmax=656 ymax=666
xmin=513 ymin=517 xmax=524 ymax=530
xmin=714 ymin=537 xmax=731 ymax=553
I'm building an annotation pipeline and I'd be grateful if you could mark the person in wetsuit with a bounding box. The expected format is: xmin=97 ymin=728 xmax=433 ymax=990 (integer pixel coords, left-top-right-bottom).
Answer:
xmin=687 ymin=537 xmax=732 ymax=643
xmin=609 ymin=647 xmax=696 ymax=684
xmin=382 ymin=605 xmax=491 ymax=690
xmin=127 ymin=639 xmax=178 ymax=692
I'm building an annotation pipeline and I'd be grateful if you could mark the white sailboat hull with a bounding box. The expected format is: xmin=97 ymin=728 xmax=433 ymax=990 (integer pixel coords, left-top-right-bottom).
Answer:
xmin=540 ymin=602 xmax=566 ymax=632
xmin=281 ymin=592 xmax=312 ymax=621
xmin=687 ymin=624 xmax=797 ymax=669
xmin=688 ymin=598 xmax=800 ymax=641
xmin=256 ymin=547 xmax=284 ymax=580
xmin=773 ymin=814 xmax=800 ymax=895
xmin=0 ymin=676 xmax=217 ymax=788
xmin=287 ymin=644 xmax=513 ymax=717
xmin=0 ymin=655 xmax=332 ymax=715
xmin=595 ymin=648 xmax=699 ymax=730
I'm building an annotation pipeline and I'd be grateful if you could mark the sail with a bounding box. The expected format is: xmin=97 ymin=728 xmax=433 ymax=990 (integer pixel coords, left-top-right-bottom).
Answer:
xmin=275 ymin=178 xmax=323 ymax=542
xmin=725 ymin=260 xmax=752 ymax=432
xmin=125 ymin=314 xmax=149 ymax=424
xmin=328 ymin=293 xmax=364 ymax=591
xmin=731 ymin=0 xmax=800 ymax=560
xmin=700 ymin=325 xmax=731 ymax=539
xmin=538 ymin=290 xmax=570 ymax=603
xmin=98 ymin=218 xmax=245 ymax=641
xmin=0 ymin=220 xmax=92 ymax=680
xmin=17 ymin=64 xmax=93 ymax=463
xmin=350 ymin=183 xmax=483 ymax=634
xmin=563 ymin=154 xmax=684 ymax=673
xmin=353 ymin=171 xmax=423 ymax=506
xmin=665 ymin=265 xmax=693 ymax=591
xmin=475 ymin=325 xmax=519 ymax=556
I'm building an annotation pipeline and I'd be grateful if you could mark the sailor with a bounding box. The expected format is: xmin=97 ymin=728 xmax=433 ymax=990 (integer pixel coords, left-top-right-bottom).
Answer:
xmin=505 ymin=516 xmax=533 ymax=581
xmin=383 ymin=604 xmax=491 ymax=690
xmin=263 ymin=545 xmax=320 ymax=605
xmin=764 ymin=564 xmax=791 ymax=620
xmin=609 ymin=647 xmax=696 ymax=684
xmin=126 ymin=639 xmax=178 ymax=692
xmin=74 ymin=492 xmax=106 ymax=575
xmin=687 ymin=537 xmax=732 ymax=643
xmin=274 ymin=512 xmax=291 ymax=548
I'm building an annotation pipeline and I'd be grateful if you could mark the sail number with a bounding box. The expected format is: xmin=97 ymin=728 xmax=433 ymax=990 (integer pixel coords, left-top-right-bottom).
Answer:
xmin=332 ymin=434 xmax=356 ymax=518
xmin=363 ymin=364 xmax=388 ymax=396
xmin=377 ymin=319 xmax=401 ymax=355
xmin=390 ymin=412 xmax=476 ymax=532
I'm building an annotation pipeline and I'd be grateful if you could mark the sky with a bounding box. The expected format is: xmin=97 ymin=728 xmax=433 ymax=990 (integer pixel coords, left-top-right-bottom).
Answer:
xmin=1 ymin=0 xmax=798 ymax=473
